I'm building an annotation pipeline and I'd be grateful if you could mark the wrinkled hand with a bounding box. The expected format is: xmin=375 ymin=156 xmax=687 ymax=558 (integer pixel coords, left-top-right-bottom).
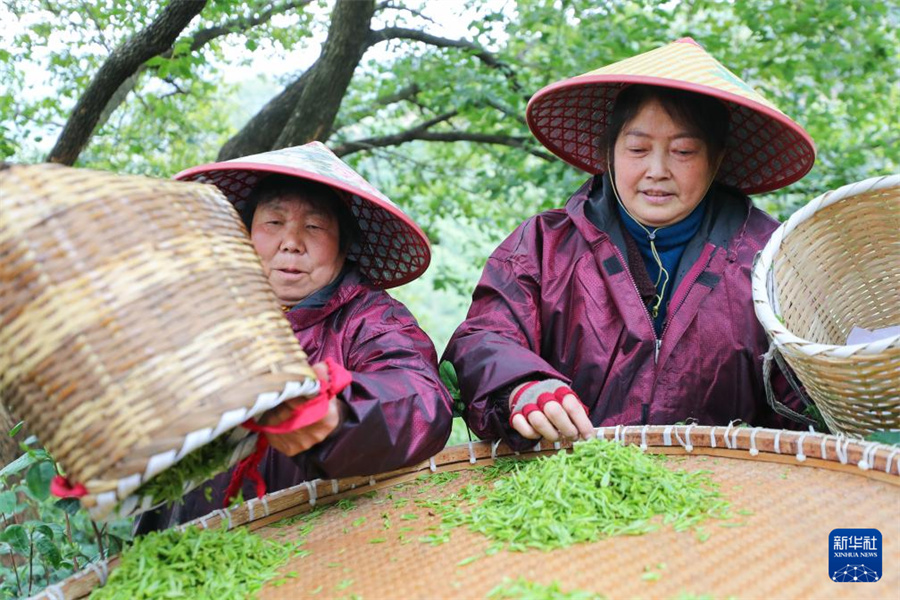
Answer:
xmin=509 ymin=379 xmax=593 ymax=442
xmin=259 ymin=362 xmax=345 ymax=457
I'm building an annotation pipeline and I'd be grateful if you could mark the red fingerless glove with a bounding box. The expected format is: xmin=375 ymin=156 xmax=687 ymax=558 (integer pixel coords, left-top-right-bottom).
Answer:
xmin=508 ymin=378 xmax=587 ymax=426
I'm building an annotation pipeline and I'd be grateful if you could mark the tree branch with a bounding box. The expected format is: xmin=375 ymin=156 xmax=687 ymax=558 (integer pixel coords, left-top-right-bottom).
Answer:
xmin=333 ymin=123 xmax=553 ymax=162
xmin=416 ymin=132 xmax=551 ymax=159
xmin=367 ymin=26 xmax=520 ymax=90
xmin=46 ymin=0 xmax=207 ymax=165
xmin=375 ymin=3 xmax=438 ymax=25
xmin=373 ymin=83 xmax=421 ymax=107
xmin=159 ymin=78 xmax=189 ymax=98
xmin=331 ymin=110 xmax=456 ymax=155
xmin=91 ymin=0 xmax=313 ymax=136
xmin=79 ymin=1 xmax=112 ymax=53
xmin=484 ymin=98 xmax=527 ymax=125
xmin=331 ymin=83 xmax=421 ymax=131
xmin=187 ymin=0 xmax=313 ymax=52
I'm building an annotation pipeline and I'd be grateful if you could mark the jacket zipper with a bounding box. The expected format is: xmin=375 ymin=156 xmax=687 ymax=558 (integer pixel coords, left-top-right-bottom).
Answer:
xmin=610 ymin=244 xmax=718 ymax=425
xmin=645 ymin=245 xmax=718 ymax=420
xmin=662 ymin=245 xmax=718 ymax=334
xmin=608 ymin=245 xmax=657 ymax=425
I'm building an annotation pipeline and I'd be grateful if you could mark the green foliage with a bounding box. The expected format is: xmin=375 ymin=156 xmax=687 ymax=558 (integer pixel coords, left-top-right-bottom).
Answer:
xmin=439 ymin=360 xmax=464 ymax=418
xmin=802 ymin=402 xmax=829 ymax=432
xmin=2 ymin=0 xmax=895 ymax=317
xmin=332 ymin=0 xmax=899 ymax=312
xmin=0 ymin=425 xmax=132 ymax=599
xmin=0 ymin=0 xmax=317 ymax=175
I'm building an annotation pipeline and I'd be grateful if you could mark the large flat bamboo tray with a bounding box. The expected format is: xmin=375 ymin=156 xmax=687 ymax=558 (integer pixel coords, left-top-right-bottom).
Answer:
xmin=37 ymin=425 xmax=900 ymax=600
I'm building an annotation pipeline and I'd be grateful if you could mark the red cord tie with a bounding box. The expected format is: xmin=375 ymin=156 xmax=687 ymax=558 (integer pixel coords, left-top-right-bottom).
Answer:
xmin=50 ymin=476 xmax=87 ymax=498
xmin=49 ymin=361 xmax=351 ymax=506
xmin=223 ymin=358 xmax=351 ymax=507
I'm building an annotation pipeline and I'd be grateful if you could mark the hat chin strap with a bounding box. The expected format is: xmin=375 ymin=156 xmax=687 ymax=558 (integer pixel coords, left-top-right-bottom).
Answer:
xmin=606 ymin=150 xmax=723 ymax=321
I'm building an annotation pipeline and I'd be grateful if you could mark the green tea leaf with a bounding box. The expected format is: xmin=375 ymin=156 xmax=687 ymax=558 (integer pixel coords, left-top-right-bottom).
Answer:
xmin=443 ymin=439 xmax=730 ymax=552
xmin=0 ymin=524 xmax=29 ymax=554
xmin=26 ymin=461 xmax=56 ymax=501
xmin=867 ymin=431 xmax=900 ymax=447
xmin=487 ymin=577 xmax=604 ymax=599
xmin=0 ymin=490 xmax=17 ymax=515
xmin=34 ymin=530 xmax=63 ymax=568
xmin=90 ymin=526 xmax=292 ymax=598
xmin=456 ymin=555 xmax=479 ymax=567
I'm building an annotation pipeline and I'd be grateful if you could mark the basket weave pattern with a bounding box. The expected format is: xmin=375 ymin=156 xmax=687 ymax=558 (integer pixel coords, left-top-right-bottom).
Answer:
xmin=752 ymin=175 xmax=900 ymax=436
xmin=0 ymin=164 xmax=316 ymax=517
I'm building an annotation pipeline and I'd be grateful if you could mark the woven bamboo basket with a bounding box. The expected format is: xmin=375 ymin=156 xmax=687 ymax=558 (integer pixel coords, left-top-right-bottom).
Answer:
xmin=0 ymin=163 xmax=317 ymax=521
xmin=37 ymin=425 xmax=900 ymax=600
xmin=752 ymin=174 xmax=900 ymax=436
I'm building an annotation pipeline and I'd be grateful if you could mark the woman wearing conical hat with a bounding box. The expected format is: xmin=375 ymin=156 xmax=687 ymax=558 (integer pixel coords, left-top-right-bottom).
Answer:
xmin=137 ymin=142 xmax=452 ymax=531
xmin=444 ymin=38 xmax=816 ymax=448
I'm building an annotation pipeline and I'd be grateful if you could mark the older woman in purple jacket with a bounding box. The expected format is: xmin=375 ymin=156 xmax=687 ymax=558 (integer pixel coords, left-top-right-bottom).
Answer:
xmin=444 ymin=38 xmax=816 ymax=451
xmin=137 ymin=142 xmax=452 ymax=531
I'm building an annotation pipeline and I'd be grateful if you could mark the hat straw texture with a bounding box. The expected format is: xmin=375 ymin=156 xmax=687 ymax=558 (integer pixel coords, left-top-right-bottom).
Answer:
xmin=176 ymin=142 xmax=431 ymax=288
xmin=527 ymin=38 xmax=816 ymax=194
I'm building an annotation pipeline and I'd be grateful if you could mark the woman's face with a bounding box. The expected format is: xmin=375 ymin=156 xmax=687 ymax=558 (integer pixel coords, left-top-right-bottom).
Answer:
xmin=612 ymin=98 xmax=718 ymax=228
xmin=250 ymin=194 xmax=345 ymax=305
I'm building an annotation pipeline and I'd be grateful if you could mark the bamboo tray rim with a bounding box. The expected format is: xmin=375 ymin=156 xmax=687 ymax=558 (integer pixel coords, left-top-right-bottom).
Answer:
xmin=33 ymin=424 xmax=900 ymax=600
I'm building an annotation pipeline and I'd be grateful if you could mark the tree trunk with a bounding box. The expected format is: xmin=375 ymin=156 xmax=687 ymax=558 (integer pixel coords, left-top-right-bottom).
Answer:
xmin=216 ymin=71 xmax=313 ymax=160
xmin=275 ymin=0 xmax=375 ymax=148
xmin=218 ymin=0 xmax=375 ymax=160
xmin=46 ymin=0 xmax=207 ymax=165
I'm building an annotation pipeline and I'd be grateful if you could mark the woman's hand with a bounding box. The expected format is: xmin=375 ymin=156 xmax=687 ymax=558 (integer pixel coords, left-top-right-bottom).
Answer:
xmin=259 ymin=362 xmax=345 ymax=456
xmin=509 ymin=380 xmax=594 ymax=442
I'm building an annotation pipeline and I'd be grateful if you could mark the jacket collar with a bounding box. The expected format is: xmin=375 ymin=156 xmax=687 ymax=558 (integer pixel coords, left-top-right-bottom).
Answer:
xmin=565 ymin=175 xmax=624 ymax=252
xmin=283 ymin=262 xmax=369 ymax=331
xmin=566 ymin=174 xmax=754 ymax=259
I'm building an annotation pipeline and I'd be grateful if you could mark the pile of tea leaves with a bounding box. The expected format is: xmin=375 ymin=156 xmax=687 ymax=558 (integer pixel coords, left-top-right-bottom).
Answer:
xmin=487 ymin=577 xmax=605 ymax=600
xmin=445 ymin=439 xmax=731 ymax=551
xmin=134 ymin=434 xmax=239 ymax=505
xmin=90 ymin=524 xmax=294 ymax=599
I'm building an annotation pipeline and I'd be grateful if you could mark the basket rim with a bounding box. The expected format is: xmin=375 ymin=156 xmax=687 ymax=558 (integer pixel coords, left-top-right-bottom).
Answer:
xmin=751 ymin=173 xmax=900 ymax=357
xmin=77 ymin=377 xmax=320 ymax=522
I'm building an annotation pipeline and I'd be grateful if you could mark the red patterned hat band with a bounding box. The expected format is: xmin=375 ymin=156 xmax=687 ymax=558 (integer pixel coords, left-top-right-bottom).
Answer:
xmin=526 ymin=38 xmax=816 ymax=195
xmin=175 ymin=142 xmax=431 ymax=289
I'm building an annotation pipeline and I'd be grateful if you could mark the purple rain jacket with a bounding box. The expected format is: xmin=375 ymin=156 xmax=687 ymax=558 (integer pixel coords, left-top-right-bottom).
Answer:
xmin=136 ymin=266 xmax=452 ymax=531
xmin=444 ymin=175 xmax=803 ymax=451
